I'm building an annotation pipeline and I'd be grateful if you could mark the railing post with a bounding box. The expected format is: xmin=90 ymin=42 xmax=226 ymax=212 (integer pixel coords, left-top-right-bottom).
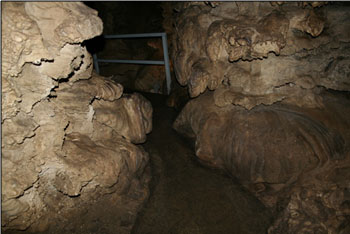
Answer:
xmin=162 ymin=33 xmax=172 ymax=95
xmin=92 ymin=33 xmax=172 ymax=95
xmin=92 ymin=53 xmax=100 ymax=74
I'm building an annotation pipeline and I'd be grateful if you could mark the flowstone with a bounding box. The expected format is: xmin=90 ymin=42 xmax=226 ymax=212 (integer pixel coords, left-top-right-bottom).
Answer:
xmin=2 ymin=2 xmax=152 ymax=233
xmin=170 ymin=2 xmax=350 ymax=233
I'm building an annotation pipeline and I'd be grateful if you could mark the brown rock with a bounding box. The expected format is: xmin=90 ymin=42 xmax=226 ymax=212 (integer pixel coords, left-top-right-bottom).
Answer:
xmin=167 ymin=2 xmax=350 ymax=108
xmin=1 ymin=2 xmax=152 ymax=233
xmin=174 ymin=90 xmax=350 ymax=233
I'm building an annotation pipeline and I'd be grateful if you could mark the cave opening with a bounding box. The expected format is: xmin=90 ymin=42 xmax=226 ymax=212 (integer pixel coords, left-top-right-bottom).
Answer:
xmin=2 ymin=2 xmax=350 ymax=234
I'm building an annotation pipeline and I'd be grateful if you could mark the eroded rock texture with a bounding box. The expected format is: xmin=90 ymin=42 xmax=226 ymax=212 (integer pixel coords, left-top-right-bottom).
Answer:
xmin=167 ymin=2 xmax=350 ymax=109
xmin=2 ymin=2 xmax=152 ymax=233
xmin=171 ymin=2 xmax=350 ymax=233
xmin=174 ymin=91 xmax=350 ymax=234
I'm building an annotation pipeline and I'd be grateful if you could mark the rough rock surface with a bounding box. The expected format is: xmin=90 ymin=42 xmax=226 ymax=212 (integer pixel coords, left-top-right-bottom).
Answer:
xmin=174 ymin=91 xmax=350 ymax=234
xmin=167 ymin=2 xmax=350 ymax=109
xmin=170 ymin=2 xmax=350 ymax=233
xmin=2 ymin=2 xmax=152 ymax=233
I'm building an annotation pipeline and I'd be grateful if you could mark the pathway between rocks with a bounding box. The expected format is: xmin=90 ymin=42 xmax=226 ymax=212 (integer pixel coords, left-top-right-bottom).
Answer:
xmin=132 ymin=93 xmax=272 ymax=234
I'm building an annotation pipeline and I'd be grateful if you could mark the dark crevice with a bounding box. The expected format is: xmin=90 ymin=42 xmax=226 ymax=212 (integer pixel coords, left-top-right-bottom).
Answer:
xmin=58 ymin=76 xmax=70 ymax=84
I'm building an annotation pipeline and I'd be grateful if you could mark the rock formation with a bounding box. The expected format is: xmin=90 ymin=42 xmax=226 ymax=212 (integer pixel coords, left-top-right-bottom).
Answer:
xmin=170 ymin=2 xmax=350 ymax=233
xmin=174 ymin=91 xmax=350 ymax=234
xmin=2 ymin=2 xmax=152 ymax=233
xmin=174 ymin=90 xmax=350 ymax=233
xmin=166 ymin=1 xmax=349 ymax=109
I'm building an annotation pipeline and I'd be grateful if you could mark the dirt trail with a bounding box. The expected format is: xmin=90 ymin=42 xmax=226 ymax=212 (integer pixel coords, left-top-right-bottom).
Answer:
xmin=132 ymin=93 xmax=272 ymax=234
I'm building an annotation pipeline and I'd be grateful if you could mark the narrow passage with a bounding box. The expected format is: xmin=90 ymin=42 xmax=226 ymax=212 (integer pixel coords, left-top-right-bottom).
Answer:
xmin=132 ymin=93 xmax=272 ymax=234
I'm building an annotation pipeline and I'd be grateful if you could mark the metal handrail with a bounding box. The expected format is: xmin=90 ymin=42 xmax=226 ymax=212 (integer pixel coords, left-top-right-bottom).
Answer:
xmin=93 ymin=32 xmax=172 ymax=95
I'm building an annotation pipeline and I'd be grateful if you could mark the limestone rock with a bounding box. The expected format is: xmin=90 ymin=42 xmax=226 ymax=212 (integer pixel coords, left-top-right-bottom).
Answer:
xmin=24 ymin=2 xmax=103 ymax=52
xmin=170 ymin=2 xmax=350 ymax=233
xmin=2 ymin=2 xmax=151 ymax=233
xmin=92 ymin=92 xmax=153 ymax=144
xmin=268 ymin=186 xmax=350 ymax=234
xmin=174 ymin=90 xmax=350 ymax=233
xmin=168 ymin=2 xmax=350 ymax=109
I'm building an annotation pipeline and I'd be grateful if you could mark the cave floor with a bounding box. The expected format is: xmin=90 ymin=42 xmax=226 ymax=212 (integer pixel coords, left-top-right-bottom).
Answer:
xmin=132 ymin=93 xmax=273 ymax=234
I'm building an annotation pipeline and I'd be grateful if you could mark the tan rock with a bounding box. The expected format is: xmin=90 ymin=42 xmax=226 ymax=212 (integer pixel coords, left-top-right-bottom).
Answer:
xmin=168 ymin=2 xmax=350 ymax=108
xmin=1 ymin=2 xmax=151 ymax=233
xmin=174 ymin=90 xmax=350 ymax=233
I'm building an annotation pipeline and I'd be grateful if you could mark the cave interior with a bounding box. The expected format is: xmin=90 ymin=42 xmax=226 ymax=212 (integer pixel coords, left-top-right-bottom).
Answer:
xmin=1 ymin=1 xmax=350 ymax=234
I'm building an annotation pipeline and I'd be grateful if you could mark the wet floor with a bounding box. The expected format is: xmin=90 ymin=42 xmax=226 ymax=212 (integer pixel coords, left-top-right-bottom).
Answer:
xmin=132 ymin=93 xmax=272 ymax=234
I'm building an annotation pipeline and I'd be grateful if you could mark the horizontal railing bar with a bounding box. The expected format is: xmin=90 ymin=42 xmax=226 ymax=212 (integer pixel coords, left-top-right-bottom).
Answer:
xmin=104 ymin=33 xmax=165 ymax=39
xmin=93 ymin=32 xmax=171 ymax=94
xmin=97 ymin=59 xmax=165 ymax=65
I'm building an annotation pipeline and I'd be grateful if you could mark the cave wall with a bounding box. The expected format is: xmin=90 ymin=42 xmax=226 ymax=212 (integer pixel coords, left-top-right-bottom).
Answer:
xmin=167 ymin=2 xmax=349 ymax=108
xmin=174 ymin=90 xmax=350 ymax=233
xmin=2 ymin=2 xmax=152 ymax=233
xmin=170 ymin=2 xmax=350 ymax=233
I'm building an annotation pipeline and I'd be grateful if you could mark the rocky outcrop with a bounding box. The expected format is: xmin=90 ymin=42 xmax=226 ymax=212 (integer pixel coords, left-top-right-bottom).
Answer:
xmin=168 ymin=2 xmax=350 ymax=109
xmin=174 ymin=90 xmax=350 ymax=234
xmin=2 ymin=2 xmax=152 ymax=233
xmin=171 ymin=2 xmax=350 ymax=233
